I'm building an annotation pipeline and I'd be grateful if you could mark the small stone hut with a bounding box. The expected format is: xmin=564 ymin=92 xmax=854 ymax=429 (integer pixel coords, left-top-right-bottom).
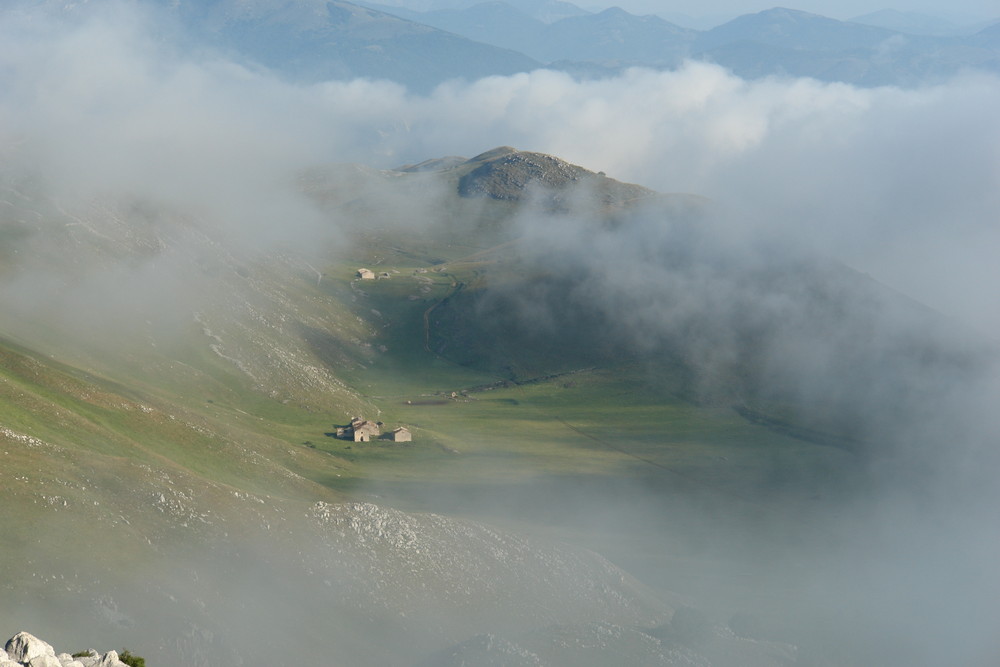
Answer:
xmin=357 ymin=268 xmax=375 ymax=280
xmin=390 ymin=426 xmax=412 ymax=442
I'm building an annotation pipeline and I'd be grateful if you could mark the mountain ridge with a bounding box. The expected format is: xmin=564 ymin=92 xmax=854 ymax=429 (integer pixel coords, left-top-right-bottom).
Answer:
xmin=7 ymin=0 xmax=999 ymax=87
xmin=354 ymin=1 xmax=1000 ymax=86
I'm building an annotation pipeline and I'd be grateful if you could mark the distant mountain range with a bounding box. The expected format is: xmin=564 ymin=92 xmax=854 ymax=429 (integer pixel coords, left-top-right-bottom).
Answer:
xmin=357 ymin=2 xmax=1000 ymax=86
xmin=691 ymin=7 xmax=1000 ymax=85
xmin=11 ymin=0 xmax=541 ymax=92
xmin=13 ymin=1 xmax=996 ymax=89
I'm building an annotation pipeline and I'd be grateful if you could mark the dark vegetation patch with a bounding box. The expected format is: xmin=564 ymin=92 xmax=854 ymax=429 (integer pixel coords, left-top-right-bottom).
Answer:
xmin=119 ymin=649 xmax=146 ymax=667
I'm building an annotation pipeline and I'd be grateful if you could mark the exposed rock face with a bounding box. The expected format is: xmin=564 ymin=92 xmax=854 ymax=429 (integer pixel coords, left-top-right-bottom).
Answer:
xmin=1 ymin=634 xmax=127 ymax=667
xmin=457 ymin=147 xmax=653 ymax=205
xmin=4 ymin=632 xmax=52 ymax=663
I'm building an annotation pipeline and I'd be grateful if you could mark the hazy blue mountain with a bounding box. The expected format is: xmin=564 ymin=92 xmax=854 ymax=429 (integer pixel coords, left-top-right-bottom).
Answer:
xmin=381 ymin=1 xmax=548 ymax=57
xmin=692 ymin=7 xmax=1000 ymax=85
xmin=145 ymin=0 xmax=1000 ymax=87
xmin=700 ymin=36 xmax=1000 ymax=86
xmin=502 ymin=0 xmax=590 ymax=23
xmin=654 ymin=10 xmax=737 ymax=30
xmin=536 ymin=6 xmax=696 ymax=64
xmin=849 ymin=9 xmax=966 ymax=36
xmin=10 ymin=0 xmax=1000 ymax=89
xmin=91 ymin=0 xmax=535 ymax=91
xmin=697 ymin=40 xmax=881 ymax=83
xmin=350 ymin=1 xmax=999 ymax=87
xmin=374 ymin=2 xmax=695 ymax=65
xmin=694 ymin=7 xmax=898 ymax=53
xmin=214 ymin=0 xmax=541 ymax=89
xmin=11 ymin=0 xmax=543 ymax=91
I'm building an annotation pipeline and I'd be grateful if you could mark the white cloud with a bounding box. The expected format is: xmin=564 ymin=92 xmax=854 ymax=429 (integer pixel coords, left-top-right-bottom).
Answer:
xmin=3 ymin=5 xmax=999 ymax=327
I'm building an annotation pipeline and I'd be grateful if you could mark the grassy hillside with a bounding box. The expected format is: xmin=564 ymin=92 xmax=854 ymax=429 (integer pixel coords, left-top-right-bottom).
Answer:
xmin=0 ymin=147 xmax=990 ymax=665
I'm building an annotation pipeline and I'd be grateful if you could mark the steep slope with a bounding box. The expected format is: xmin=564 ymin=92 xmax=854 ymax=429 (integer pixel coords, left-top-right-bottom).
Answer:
xmin=0 ymin=334 xmax=678 ymax=665
xmin=0 ymin=182 xmax=371 ymax=418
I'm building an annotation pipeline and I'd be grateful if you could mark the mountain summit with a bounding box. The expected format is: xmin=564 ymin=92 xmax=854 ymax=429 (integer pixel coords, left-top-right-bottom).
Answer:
xmin=455 ymin=147 xmax=653 ymax=204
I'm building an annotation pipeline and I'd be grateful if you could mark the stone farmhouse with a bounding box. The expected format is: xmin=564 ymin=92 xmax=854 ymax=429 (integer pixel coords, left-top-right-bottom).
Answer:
xmin=335 ymin=418 xmax=412 ymax=443
xmin=351 ymin=418 xmax=381 ymax=442
xmin=335 ymin=417 xmax=381 ymax=442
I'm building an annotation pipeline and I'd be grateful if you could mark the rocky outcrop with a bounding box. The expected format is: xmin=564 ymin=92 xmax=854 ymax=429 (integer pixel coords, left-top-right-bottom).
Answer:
xmin=457 ymin=147 xmax=653 ymax=205
xmin=1 ymin=633 xmax=129 ymax=667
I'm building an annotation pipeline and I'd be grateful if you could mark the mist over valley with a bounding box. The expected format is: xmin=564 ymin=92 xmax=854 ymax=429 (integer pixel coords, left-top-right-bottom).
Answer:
xmin=1 ymin=2 xmax=999 ymax=665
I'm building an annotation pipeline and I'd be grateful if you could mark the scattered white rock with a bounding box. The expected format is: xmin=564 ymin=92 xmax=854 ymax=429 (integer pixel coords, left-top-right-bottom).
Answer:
xmin=96 ymin=651 xmax=124 ymax=667
xmin=26 ymin=654 xmax=61 ymax=667
xmin=1 ymin=634 xmax=127 ymax=667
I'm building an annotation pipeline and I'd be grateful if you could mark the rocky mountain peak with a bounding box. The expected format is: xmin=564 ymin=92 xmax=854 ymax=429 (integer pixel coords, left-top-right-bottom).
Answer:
xmin=457 ymin=147 xmax=652 ymax=204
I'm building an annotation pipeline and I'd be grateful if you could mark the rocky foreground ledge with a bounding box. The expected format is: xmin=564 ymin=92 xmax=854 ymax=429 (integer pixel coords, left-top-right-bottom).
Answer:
xmin=2 ymin=632 xmax=132 ymax=667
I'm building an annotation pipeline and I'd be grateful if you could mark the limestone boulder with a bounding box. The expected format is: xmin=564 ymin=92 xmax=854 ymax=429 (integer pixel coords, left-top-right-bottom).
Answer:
xmin=70 ymin=650 xmax=99 ymax=667
xmin=96 ymin=651 xmax=126 ymax=667
xmin=26 ymin=655 xmax=62 ymax=667
xmin=5 ymin=633 xmax=55 ymax=663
